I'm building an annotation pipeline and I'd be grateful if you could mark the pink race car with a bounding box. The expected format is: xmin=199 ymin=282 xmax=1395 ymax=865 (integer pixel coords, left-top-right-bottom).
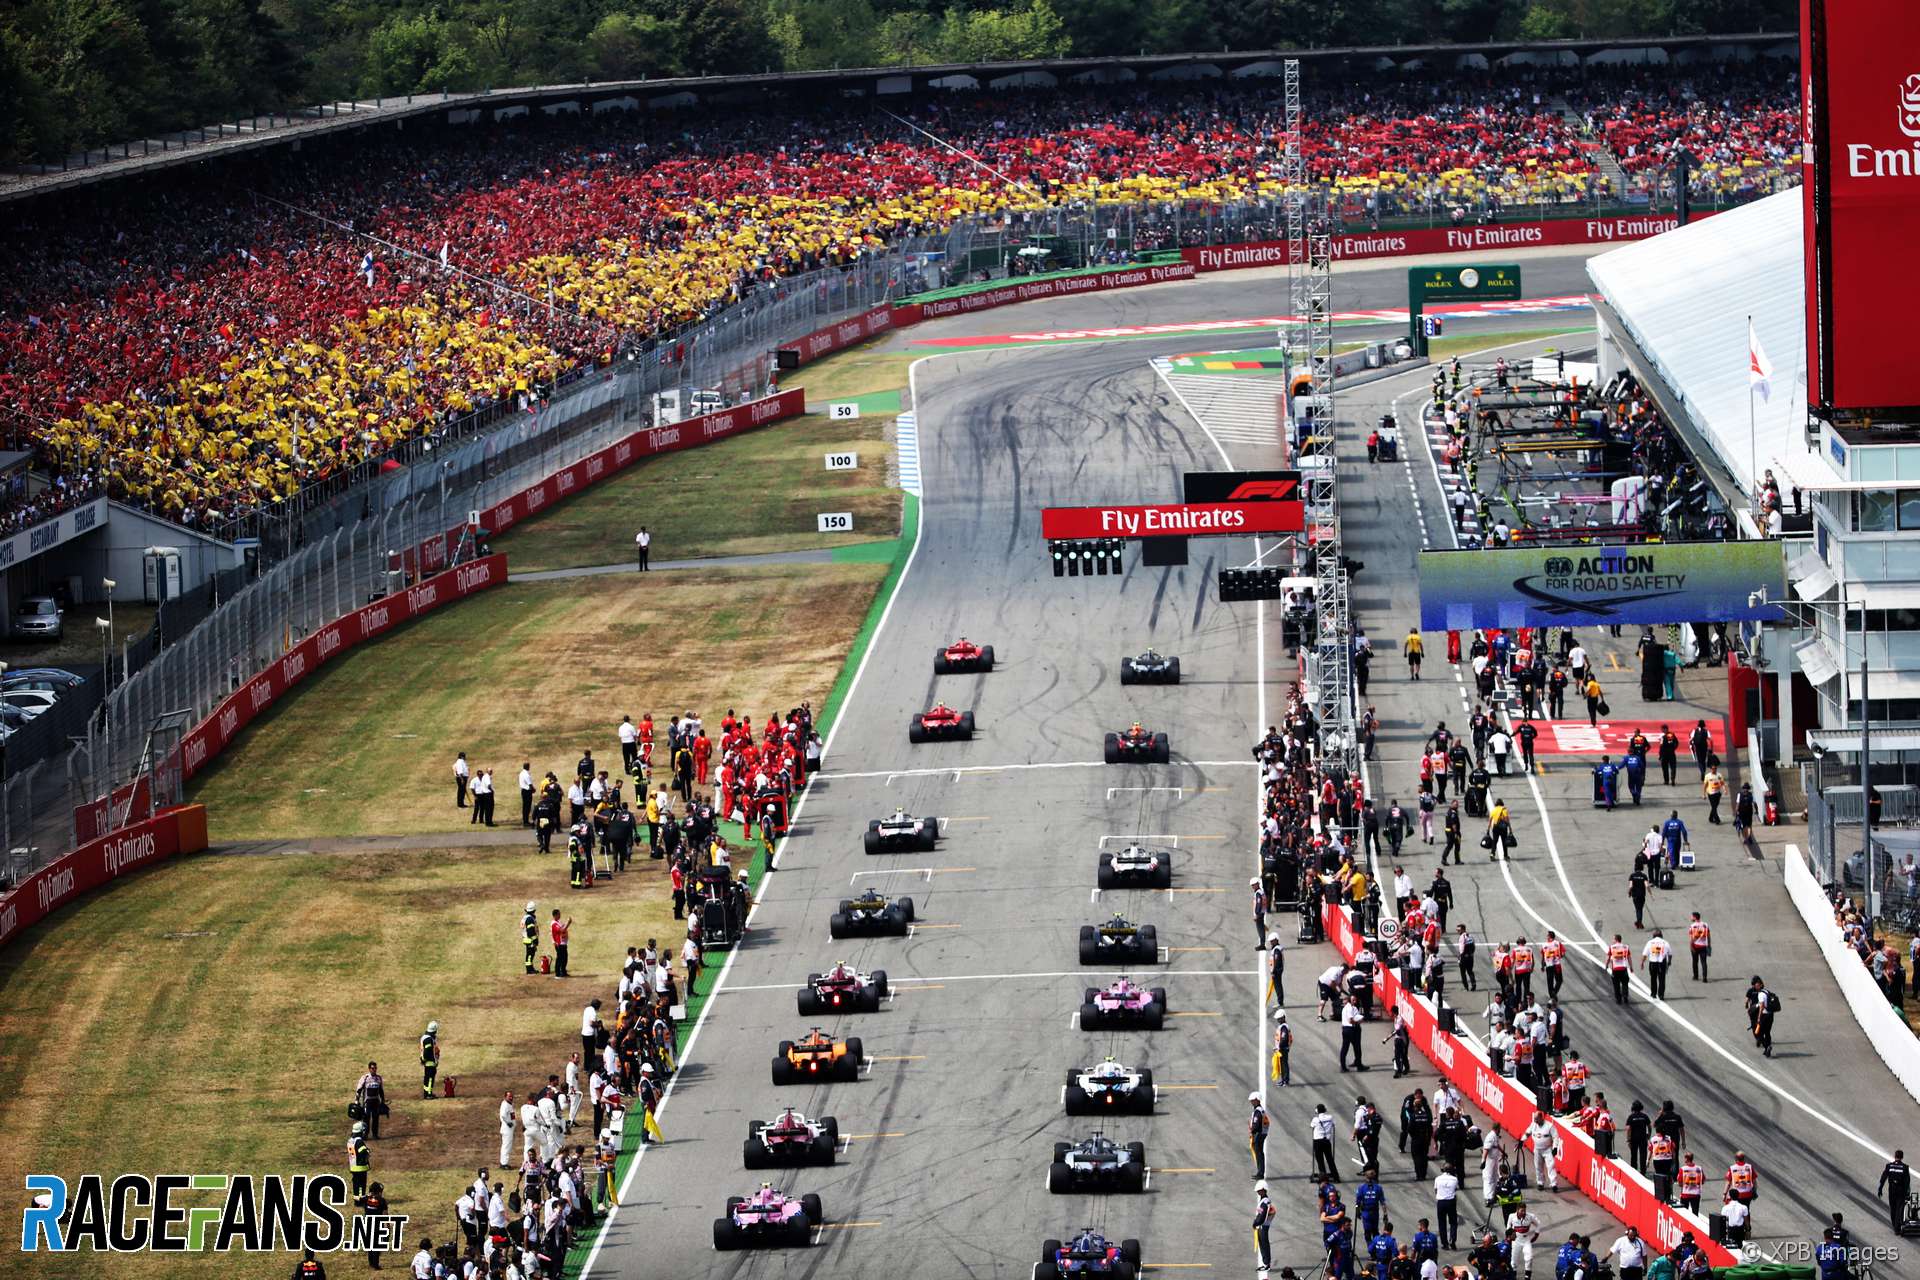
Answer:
xmin=1078 ymin=977 xmax=1168 ymax=1031
xmin=713 ymin=1183 xmax=823 ymax=1250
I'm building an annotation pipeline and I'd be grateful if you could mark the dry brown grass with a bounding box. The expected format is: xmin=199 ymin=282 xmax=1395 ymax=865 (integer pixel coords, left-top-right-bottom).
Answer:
xmin=0 ymin=840 xmax=682 ymax=1276
xmin=190 ymin=563 xmax=886 ymax=842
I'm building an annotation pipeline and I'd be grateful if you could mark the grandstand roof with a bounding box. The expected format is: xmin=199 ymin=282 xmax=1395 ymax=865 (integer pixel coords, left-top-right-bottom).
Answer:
xmin=1587 ymin=189 xmax=1805 ymax=500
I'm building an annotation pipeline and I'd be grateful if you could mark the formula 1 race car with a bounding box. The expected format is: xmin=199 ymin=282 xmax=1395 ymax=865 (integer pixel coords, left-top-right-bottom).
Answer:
xmin=909 ymin=702 xmax=976 ymax=744
xmin=1079 ymin=978 xmax=1168 ymax=1031
xmin=934 ymin=638 xmax=996 ymax=674
xmin=1097 ymin=844 xmax=1174 ymax=890
xmin=864 ymin=809 xmax=940 ymax=853
xmin=797 ymin=963 xmax=888 ymax=1015
xmin=1064 ymin=1057 xmax=1157 ymax=1115
xmin=1048 ymin=1134 xmax=1149 ymax=1194
xmin=1117 ymin=649 xmax=1180 ymax=685
xmin=1104 ymin=724 xmax=1170 ymax=765
xmin=1078 ymin=915 xmax=1160 ymax=966
xmin=829 ymin=889 xmax=915 ymax=938
xmin=743 ymin=1108 xmax=839 ymax=1168
xmin=1039 ymin=1230 xmax=1144 ymax=1280
xmin=712 ymin=1186 xmax=823 ymax=1251
xmin=771 ymin=1028 xmax=865 ymax=1084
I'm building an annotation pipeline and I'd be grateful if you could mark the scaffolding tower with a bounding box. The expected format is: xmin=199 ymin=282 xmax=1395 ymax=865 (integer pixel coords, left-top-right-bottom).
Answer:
xmin=1280 ymin=59 xmax=1356 ymax=777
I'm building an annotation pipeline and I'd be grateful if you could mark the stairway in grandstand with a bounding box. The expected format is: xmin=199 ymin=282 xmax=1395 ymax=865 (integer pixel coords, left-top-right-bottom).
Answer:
xmin=1550 ymin=96 xmax=1631 ymax=199
xmin=1154 ymin=367 xmax=1287 ymax=452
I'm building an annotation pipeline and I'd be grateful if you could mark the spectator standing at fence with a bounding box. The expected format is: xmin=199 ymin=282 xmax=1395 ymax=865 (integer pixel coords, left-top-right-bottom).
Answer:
xmin=635 ymin=527 xmax=650 ymax=571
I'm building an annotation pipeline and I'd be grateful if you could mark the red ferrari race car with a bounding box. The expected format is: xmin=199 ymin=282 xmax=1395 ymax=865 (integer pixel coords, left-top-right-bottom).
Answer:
xmin=1104 ymin=722 xmax=1170 ymax=765
xmin=934 ymin=638 xmax=996 ymax=674
xmin=909 ymin=702 xmax=976 ymax=744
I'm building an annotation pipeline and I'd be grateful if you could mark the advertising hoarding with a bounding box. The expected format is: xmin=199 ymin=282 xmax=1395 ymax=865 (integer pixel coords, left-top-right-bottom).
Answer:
xmin=1418 ymin=541 xmax=1787 ymax=630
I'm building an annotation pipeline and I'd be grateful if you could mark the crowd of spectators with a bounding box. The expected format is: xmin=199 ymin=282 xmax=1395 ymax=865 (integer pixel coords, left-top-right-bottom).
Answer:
xmin=0 ymin=70 xmax=1795 ymax=538
xmin=1565 ymin=66 xmax=1800 ymax=197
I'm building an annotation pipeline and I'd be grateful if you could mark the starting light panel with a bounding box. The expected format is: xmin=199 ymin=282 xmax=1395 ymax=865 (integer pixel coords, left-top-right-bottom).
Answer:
xmin=1219 ymin=567 xmax=1286 ymax=602
xmin=1049 ymin=539 xmax=1124 ymax=579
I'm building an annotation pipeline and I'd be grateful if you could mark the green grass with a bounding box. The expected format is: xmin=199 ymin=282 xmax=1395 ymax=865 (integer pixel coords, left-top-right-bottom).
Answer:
xmin=0 ymin=840 xmax=682 ymax=1278
xmin=189 ymin=565 xmax=887 ymax=842
xmin=783 ymin=346 xmax=918 ymax=410
xmin=1423 ymin=326 xmax=1586 ymax=362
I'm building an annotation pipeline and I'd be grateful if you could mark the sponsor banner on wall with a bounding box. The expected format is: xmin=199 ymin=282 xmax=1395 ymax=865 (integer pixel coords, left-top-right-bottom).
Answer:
xmin=1418 ymin=540 xmax=1787 ymax=631
xmin=176 ymin=554 xmax=507 ymax=784
xmin=0 ymin=806 xmax=208 ymax=950
xmin=892 ymin=262 xmax=1197 ymax=326
xmin=1041 ymin=500 xmax=1304 ymax=540
xmin=788 ymin=305 xmax=894 ymax=368
xmin=1320 ymin=899 xmax=1734 ymax=1267
xmin=1182 ymin=214 xmax=1702 ymax=273
xmin=1802 ymin=0 xmax=1920 ymax=408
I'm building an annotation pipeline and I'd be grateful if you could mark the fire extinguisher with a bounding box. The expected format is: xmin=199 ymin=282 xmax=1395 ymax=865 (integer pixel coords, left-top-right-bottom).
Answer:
xmin=1764 ymin=792 xmax=1779 ymax=826
xmin=540 ymin=954 xmax=552 ymax=975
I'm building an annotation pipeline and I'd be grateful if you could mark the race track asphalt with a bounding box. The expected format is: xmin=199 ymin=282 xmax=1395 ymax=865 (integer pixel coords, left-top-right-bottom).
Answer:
xmin=584 ymin=249 xmax=1911 ymax=1279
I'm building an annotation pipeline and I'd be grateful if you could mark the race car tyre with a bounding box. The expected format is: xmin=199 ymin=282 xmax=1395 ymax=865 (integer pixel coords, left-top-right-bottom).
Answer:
xmin=837 ymin=899 xmax=855 ymax=915
xmin=1154 ymin=861 xmax=1173 ymax=889
xmin=749 ymin=1121 xmax=765 ymax=1139
xmin=1078 ymin=937 xmax=1099 ymax=966
xmin=823 ymin=1116 xmax=841 ymax=1144
xmin=1064 ymin=1068 xmax=1081 ymax=1088
xmin=908 ymin=721 xmax=928 ymax=744
xmin=1078 ymin=1001 xmax=1101 ymax=1029
xmin=828 ymin=913 xmax=850 ymax=939
xmin=1127 ymin=1141 xmax=1147 ymax=1166
xmin=1151 ymin=987 xmax=1168 ymax=1009
xmin=1122 ymin=1239 xmax=1143 ymax=1270
xmin=872 ymin=970 xmax=889 ymax=998
xmin=1143 ymin=1003 xmax=1165 ymax=1031
xmin=812 ymin=1131 xmax=837 ymax=1164
xmin=867 ymin=819 xmax=881 ymax=831
xmin=1122 ymin=1162 xmax=1147 ymax=1193
xmin=1097 ymin=856 xmax=1116 ymax=889
xmin=727 ymin=1196 xmax=745 ymax=1213
xmin=1166 ymin=657 xmax=1181 ymax=683
xmin=771 ymin=1056 xmax=796 ymax=1086
xmin=917 ymin=824 xmax=938 ymax=850
xmin=1053 ymin=1141 xmax=1072 ymax=1161
xmin=959 ymin=711 xmax=976 ymax=738
xmin=1041 ymin=1241 xmax=1065 ymax=1280
xmin=863 ymin=830 xmax=881 ymax=855
xmin=1119 ymin=658 xmax=1138 ymax=686
xmin=1064 ymin=1084 xmax=1091 ymax=1114
xmin=896 ymin=896 xmax=916 ymax=921
xmin=743 ymin=1139 xmax=767 ymax=1169
xmin=789 ymin=1218 xmax=813 ymax=1247
xmin=1047 ymin=1161 xmax=1073 ymax=1193
xmin=843 ymin=1038 xmax=864 ymax=1076
xmin=1104 ymin=733 xmax=1120 ymax=764
xmin=713 ymin=1219 xmax=741 ymax=1251
xmin=1135 ymin=1069 xmax=1156 ymax=1110
xmin=797 ymin=989 xmax=823 ymax=1016
xmin=1084 ymin=987 xmax=1099 ymax=1004
xmin=1151 ymin=733 xmax=1170 ymax=764
xmin=1139 ymin=925 xmax=1158 ymax=953
xmin=935 ymin=649 xmax=952 ymax=674
xmin=981 ymin=646 xmax=995 ymax=670
xmin=801 ymin=1193 xmax=824 ymax=1226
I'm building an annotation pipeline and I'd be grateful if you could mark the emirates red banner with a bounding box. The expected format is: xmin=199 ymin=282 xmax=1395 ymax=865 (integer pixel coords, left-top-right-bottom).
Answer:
xmin=788 ymin=304 xmax=893 ymax=367
xmin=0 ymin=806 xmax=208 ymax=950
xmin=1320 ymin=900 xmax=1735 ymax=1267
xmin=1803 ymin=0 xmax=1920 ymax=409
xmin=892 ymin=262 xmax=1197 ymax=326
xmin=1040 ymin=500 xmax=1304 ymax=540
xmin=1182 ymin=213 xmax=1699 ymax=273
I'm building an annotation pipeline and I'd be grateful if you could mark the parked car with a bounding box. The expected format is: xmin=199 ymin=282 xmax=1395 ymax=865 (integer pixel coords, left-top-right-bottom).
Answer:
xmin=0 ymin=668 xmax=86 ymax=693
xmin=10 ymin=597 xmax=62 ymax=641
xmin=0 ymin=689 xmax=56 ymax=721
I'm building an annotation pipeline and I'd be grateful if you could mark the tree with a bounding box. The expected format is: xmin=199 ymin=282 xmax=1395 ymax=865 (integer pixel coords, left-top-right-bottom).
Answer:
xmin=586 ymin=10 xmax=684 ymax=79
xmin=930 ymin=1 xmax=1072 ymax=62
xmin=360 ymin=11 xmax=475 ymax=95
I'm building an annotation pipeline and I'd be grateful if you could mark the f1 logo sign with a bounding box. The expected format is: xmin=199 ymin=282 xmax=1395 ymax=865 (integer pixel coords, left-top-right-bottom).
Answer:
xmin=1226 ymin=479 xmax=1298 ymax=501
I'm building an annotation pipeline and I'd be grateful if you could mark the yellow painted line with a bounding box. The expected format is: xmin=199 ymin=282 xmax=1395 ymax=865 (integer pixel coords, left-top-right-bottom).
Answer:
xmin=890 ymin=984 xmax=945 ymax=991
xmin=1193 ymin=786 xmax=1233 ymax=793
xmin=1178 ymin=834 xmax=1228 ymax=841
xmin=1169 ymin=887 xmax=1227 ymax=894
xmin=932 ymin=867 xmax=976 ymax=875
xmin=1152 ymin=1167 xmax=1215 ymax=1174
xmin=1606 ymin=652 xmax=1624 ymax=671
xmin=1168 ymin=1011 xmax=1223 ymax=1018
xmin=945 ymin=815 xmax=992 ymax=822
xmin=844 ymin=1132 xmax=907 ymax=1140
xmin=868 ymin=1055 xmax=926 ymax=1062
xmin=1143 ymin=1262 xmax=1214 ymax=1269
xmin=821 ymin=1221 xmax=885 ymax=1229
xmin=910 ymin=923 xmax=961 ymax=929
xmin=1155 ymin=1083 xmax=1219 ymax=1090
xmin=1166 ymin=946 xmax=1224 ymax=953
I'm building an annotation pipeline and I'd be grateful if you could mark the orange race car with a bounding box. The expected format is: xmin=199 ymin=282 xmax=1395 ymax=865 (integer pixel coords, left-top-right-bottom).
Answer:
xmin=771 ymin=1027 xmax=865 ymax=1085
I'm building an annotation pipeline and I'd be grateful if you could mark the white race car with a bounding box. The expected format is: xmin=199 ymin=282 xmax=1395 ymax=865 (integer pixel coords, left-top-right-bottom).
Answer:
xmin=1064 ymin=1056 xmax=1157 ymax=1115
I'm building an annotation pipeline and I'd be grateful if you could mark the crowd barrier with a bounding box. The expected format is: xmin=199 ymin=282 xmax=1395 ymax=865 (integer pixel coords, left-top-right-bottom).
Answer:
xmin=892 ymin=262 xmax=1198 ymax=325
xmin=1320 ymin=898 xmax=1736 ymax=1266
xmin=787 ymin=303 xmax=894 ymax=367
xmin=1783 ymin=843 xmax=1920 ymax=1103
xmin=0 ymin=805 xmax=208 ymax=949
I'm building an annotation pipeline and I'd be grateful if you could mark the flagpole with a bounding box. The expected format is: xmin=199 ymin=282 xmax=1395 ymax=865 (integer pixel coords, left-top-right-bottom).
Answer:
xmin=1748 ymin=314 xmax=1757 ymax=513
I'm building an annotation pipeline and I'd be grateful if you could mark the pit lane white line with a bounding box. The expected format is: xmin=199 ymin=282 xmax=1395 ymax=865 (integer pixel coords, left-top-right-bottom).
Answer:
xmin=822 ymin=759 xmax=1259 ymax=781
xmin=579 ymin=357 xmax=938 ymax=1279
xmin=1397 ymin=343 xmax=1893 ymax=1162
xmin=711 ymin=967 xmax=1261 ymax=994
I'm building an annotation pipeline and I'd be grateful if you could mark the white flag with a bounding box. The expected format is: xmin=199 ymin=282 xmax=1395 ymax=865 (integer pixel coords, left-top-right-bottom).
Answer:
xmin=1748 ymin=319 xmax=1773 ymax=403
xmin=439 ymin=241 xmax=450 ymax=270
xmin=360 ymin=251 xmax=375 ymax=288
